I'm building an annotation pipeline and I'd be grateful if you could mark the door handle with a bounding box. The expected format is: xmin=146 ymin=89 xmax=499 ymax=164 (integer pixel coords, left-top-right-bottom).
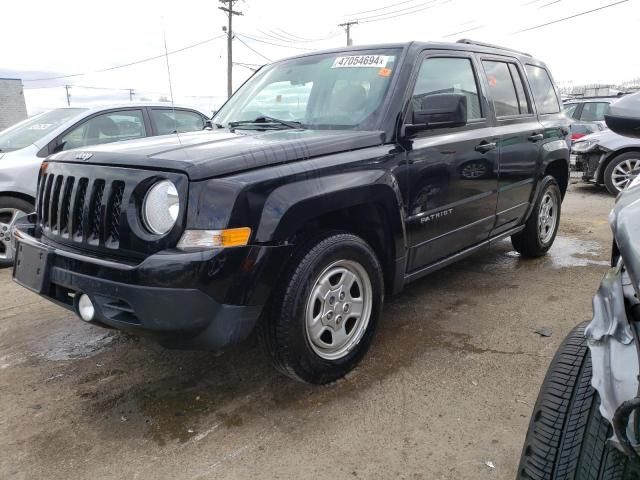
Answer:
xmin=528 ymin=133 xmax=544 ymax=142
xmin=475 ymin=141 xmax=497 ymax=153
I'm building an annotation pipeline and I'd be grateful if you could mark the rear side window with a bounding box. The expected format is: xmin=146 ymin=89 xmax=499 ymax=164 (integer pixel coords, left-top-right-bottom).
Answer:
xmin=580 ymin=102 xmax=609 ymax=122
xmin=525 ymin=65 xmax=560 ymax=114
xmin=482 ymin=60 xmax=531 ymax=117
xmin=509 ymin=64 xmax=531 ymax=115
xmin=151 ymin=109 xmax=205 ymax=135
xmin=412 ymin=57 xmax=482 ymax=121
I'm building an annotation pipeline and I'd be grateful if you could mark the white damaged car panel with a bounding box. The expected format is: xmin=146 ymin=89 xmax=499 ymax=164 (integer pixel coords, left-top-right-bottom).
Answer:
xmin=586 ymin=181 xmax=640 ymax=452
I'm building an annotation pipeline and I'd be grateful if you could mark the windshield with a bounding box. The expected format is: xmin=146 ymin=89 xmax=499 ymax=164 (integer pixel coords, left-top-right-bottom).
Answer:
xmin=0 ymin=108 xmax=85 ymax=152
xmin=214 ymin=50 xmax=400 ymax=130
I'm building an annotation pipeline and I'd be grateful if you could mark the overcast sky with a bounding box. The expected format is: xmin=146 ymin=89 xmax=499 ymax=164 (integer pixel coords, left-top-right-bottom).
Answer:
xmin=2 ymin=0 xmax=638 ymax=115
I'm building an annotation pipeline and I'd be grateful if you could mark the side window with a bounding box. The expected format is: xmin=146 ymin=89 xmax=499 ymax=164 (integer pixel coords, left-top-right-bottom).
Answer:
xmin=412 ymin=57 xmax=482 ymax=121
xmin=482 ymin=60 xmax=530 ymax=117
xmin=580 ymin=102 xmax=609 ymax=122
xmin=151 ymin=109 xmax=205 ymax=135
xmin=525 ymin=65 xmax=561 ymax=114
xmin=61 ymin=110 xmax=146 ymax=150
xmin=508 ymin=64 xmax=531 ymax=114
xmin=564 ymin=103 xmax=579 ymax=119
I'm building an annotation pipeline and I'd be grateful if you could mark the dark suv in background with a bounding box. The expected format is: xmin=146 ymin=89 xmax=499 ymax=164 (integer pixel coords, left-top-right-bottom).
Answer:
xmin=12 ymin=39 xmax=570 ymax=384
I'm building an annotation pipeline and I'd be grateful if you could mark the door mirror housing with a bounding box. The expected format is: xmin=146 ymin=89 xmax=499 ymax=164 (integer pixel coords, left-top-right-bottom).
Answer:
xmin=605 ymin=92 xmax=640 ymax=138
xmin=406 ymin=93 xmax=467 ymax=134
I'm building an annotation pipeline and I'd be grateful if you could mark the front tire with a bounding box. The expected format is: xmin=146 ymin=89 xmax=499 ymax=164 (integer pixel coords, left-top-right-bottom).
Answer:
xmin=0 ymin=197 xmax=34 ymax=268
xmin=604 ymin=152 xmax=640 ymax=195
xmin=259 ymin=232 xmax=384 ymax=384
xmin=511 ymin=175 xmax=561 ymax=257
xmin=517 ymin=322 xmax=636 ymax=480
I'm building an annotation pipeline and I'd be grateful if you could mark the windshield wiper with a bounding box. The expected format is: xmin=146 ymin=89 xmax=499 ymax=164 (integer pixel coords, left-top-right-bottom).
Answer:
xmin=228 ymin=116 xmax=303 ymax=130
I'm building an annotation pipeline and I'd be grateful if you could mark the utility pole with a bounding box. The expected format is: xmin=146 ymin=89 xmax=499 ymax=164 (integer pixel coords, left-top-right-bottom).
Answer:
xmin=128 ymin=88 xmax=135 ymax=101
xmin=64 ymin=85 xmax=71 ymax=106
xmin=219 ymin=0 xmax=243 ymax=99
xmin=339 ymin=21 xmax=358 ymax=46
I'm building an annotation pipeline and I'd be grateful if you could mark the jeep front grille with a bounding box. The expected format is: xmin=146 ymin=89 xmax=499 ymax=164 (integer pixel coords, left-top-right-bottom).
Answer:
xmin=36 ymin=162 xmax=187 ymax=258
xmin=38 ymin=173 xmax=124 ymax=249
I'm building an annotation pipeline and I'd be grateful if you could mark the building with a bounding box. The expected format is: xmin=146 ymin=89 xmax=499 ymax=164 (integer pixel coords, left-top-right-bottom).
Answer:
xmin=0 ymin=78 xmax=28 ymax=130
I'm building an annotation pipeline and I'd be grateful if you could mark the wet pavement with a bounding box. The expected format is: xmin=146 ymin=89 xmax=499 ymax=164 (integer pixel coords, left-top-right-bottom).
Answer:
xmin=0 ymin=183 xmax=616 ymax=479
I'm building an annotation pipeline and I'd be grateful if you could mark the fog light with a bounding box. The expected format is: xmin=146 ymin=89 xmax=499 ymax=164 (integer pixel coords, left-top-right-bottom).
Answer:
xmin=78 ymin=294 xmax=95 ymax=322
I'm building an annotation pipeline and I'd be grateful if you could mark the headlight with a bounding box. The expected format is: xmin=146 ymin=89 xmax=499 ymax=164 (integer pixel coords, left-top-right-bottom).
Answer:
xmin=572 ymin=140 xmax=599 ymax=153
xmin=142 ymin=180 xmax=180 ymax=235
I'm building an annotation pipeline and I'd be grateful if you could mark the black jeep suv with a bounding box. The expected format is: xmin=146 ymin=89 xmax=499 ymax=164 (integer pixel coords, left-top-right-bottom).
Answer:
xmin=12 ymin=39 xmax=570 ymax=384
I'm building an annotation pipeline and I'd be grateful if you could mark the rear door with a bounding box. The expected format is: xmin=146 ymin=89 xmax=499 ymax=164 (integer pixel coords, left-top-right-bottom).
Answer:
xmin=402 ymin=51 xmax=499 ymax=271
xmin=478 ymin=56 xmax=542 ymax=233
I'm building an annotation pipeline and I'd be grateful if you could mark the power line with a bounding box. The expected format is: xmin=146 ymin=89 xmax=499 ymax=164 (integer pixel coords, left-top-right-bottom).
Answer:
xmin=351 ymin=0 xmax=438 ymax=21
xmin=444 ymin=25 xmax=484 ymax=37
xmin=257 ymin=28 xmax=341 ymax=43
xmin=235 ymin=32 xmax=314 ymax=51
xmin=539 ymin=0 xmax=562 ymax=7
xmin=235 ymin=35 xmax=273 ymax=62
xmin=344 ymin=0 xmax=420 ymax=18
xmin=22 ymin=34 xmax=226 ymax=83
xmin=515 ymin=0 xmax=630 ymax=33
xmin=356 ymin=0 xmax=450 ymax=24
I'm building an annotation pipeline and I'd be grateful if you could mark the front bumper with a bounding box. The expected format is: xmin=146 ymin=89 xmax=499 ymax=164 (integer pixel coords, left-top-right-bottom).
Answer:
xmin=573 ymin=151 xmax=606 ymax=182
xmin=12 ymin=221 xmax=292 ymax=350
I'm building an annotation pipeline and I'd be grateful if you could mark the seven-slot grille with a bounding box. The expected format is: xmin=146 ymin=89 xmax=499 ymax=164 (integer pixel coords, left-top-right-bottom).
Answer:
xmin=37 ymin=172 xmax=125 ymax=249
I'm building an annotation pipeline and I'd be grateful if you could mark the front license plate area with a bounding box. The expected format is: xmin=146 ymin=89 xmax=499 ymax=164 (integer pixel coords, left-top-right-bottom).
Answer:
xmin=13 ymin=241 xmax=51 ymax=293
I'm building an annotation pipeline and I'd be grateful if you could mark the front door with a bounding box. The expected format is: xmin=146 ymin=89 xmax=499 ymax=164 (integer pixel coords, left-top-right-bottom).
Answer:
xmin=401 ymin=53 xmax=499 ymax=272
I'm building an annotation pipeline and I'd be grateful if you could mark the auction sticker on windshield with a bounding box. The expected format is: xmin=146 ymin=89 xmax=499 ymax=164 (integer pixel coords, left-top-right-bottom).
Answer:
xmin=332 ymin=55 xmax=391 ymax=68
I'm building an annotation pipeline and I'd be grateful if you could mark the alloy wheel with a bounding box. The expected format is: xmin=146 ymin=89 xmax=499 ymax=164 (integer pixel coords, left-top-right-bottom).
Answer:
xmin=611 ymin=158 xmax=640 ymax=192
xmin=0 ymin=208 xmax=28 ymax=261
xmin=538 ymin=191 xmax=558 ymax=245
xmin=305 ymin=259 xmax=373 ymax=361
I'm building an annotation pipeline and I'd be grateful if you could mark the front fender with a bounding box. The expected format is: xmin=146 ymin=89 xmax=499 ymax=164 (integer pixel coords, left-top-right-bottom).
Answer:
xmin=255 ymin=169 xmax=406 ymax=256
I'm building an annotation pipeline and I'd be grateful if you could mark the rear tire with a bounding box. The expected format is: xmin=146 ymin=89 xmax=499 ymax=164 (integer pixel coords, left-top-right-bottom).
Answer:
xmin=517 ymin=322 xmax=637 ymax=480
xmin=511 ymin=175 xmax=561 ymax=257
xmin=259 ymin=232 xmax=384 ymax=384
xmin=0 ymin=197 xmax=34 ymax=268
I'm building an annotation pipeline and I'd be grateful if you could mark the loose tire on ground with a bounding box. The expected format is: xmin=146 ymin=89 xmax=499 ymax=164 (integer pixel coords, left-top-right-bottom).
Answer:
xmin=603 ymin=152 xmax=640 ymax=196
xmin=259 ymin=231 xmax=384 ymax=384
xmin=0 ymin=197 xmax=34 ymax=268
xmin=517 ymin=322 xmax=638 ymax=480
xmin=511 ymin=175 xmax=561 ymax=257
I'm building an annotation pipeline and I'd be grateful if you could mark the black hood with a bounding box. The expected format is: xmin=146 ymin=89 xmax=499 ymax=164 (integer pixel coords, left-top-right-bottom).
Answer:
xmin=49 ymin=129 xmax=385 ymax=180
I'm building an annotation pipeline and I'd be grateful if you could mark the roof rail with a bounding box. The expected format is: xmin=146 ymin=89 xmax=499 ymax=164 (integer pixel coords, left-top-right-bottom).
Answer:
xmin=456 ymin=38 xmax=532 ymax=57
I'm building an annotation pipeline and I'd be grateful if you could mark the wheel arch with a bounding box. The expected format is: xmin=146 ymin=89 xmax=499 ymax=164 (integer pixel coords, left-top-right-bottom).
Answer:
xmin=596 ymin=147 xmax=640 ymax=185
xmin=254 ymin=171 xmax=407 ymax=295
xmin=0 ymin=191 xmax=36 ymax=208
xmin=543 ymin=158 xmax=569 ymax=198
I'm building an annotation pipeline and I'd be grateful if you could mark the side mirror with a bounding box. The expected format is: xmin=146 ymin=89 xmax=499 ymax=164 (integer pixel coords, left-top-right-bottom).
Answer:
xmin=204 ymin=119 xmax=213 ymax=130
xmin=605 ymin=92 xmax=640 ymax=138
xmin=407 ymin=93 xmax=467 ymax=134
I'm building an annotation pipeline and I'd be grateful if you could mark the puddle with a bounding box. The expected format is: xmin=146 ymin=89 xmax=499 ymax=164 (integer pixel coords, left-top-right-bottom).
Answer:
xmin=497 ymin=235 xmax=609 ymax=269
xmin=34 ymin=327 xmax=118 ymax=361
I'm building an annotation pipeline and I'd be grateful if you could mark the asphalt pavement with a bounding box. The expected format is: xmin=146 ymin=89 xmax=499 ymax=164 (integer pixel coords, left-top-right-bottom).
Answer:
xmin=0 ymin=182 xmax=616 ymax=479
